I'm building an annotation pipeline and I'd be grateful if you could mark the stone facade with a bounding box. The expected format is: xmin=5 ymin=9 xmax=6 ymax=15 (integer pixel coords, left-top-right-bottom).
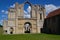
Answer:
xmin=3 ymin=1 xmax=46 ymax=34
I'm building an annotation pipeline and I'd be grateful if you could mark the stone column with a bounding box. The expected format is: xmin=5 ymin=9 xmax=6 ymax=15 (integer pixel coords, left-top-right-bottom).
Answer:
xmin=7 ymin=27 xmax=10 ymax=34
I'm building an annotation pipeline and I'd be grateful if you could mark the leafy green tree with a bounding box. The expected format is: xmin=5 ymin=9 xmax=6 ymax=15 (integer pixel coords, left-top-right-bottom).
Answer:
xmin=0 ymin=24 xmax=3 ymax=27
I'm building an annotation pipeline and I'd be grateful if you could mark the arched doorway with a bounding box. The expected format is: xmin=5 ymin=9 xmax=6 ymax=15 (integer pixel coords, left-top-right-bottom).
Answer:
xmin=24 ymin=22 xmax=32 ymax=33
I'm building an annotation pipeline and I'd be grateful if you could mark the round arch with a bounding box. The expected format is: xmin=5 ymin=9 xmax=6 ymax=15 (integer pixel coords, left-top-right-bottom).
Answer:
xmin=24 ymin=22 xmax=32 ymax=33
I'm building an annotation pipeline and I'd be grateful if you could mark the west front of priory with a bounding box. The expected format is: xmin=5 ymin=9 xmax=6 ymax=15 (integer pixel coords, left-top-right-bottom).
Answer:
xmin=3 ymin=1 xmax=46 ymax=34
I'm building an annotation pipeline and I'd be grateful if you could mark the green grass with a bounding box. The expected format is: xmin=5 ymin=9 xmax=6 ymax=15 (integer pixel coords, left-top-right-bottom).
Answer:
xmin=0 ymin=27 xmax=3 ymax=34
xmin=0 ymin=27 xmax=60 ymax=40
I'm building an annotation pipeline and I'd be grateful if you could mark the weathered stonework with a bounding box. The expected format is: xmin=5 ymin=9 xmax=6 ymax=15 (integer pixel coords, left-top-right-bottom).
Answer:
xmin=3 ymin=1 xmax=46 ymax=34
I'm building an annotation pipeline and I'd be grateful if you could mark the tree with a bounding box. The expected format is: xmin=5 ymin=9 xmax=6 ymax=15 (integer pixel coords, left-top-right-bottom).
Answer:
xmin=0 ymin=24 xmax=3 ymax=27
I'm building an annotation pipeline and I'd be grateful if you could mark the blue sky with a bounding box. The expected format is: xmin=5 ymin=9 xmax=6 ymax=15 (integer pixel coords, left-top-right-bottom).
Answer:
xmin=0 ymin=0 xmax=60 ymax=25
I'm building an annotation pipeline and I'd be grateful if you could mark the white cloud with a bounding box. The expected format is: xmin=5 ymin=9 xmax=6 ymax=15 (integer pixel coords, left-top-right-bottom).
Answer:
xmin=1 ymin=10 xmax=8 ymax=25
xmin=1 ymin=10 xmax=4 ymax=13
xmin=0 ymin=20 xmax=3 ymax=25
xmin=5 ymin=11 xmax=8 ymax=14
xmin=24 ymin=6 xmax=31 ymax=18
xmin=24 ymin=10 xmax=28 ymax=15
xmin=45 ymin=4 xmax=60 ymax=15
xmin=27 ymin=6 xmax=31 ymax=13
xmin=24 ymin=10 xmax=30 ymax=18
xmin=1 ymin=10 xmax=8 ymax=14
xmin=10 ymin=4 xmax=15 ymax=8
xmin=1 ymin=4 xmax=15 ymax=14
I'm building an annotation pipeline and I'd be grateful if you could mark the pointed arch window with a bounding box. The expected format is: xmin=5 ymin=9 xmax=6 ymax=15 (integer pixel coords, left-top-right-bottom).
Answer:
xmin=24 ymin=2 xmax=32 ymax=18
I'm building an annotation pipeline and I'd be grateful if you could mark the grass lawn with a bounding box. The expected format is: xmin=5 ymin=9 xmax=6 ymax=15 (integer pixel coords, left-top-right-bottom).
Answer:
xmin=0 ymin=27 xmax=60 ymax=40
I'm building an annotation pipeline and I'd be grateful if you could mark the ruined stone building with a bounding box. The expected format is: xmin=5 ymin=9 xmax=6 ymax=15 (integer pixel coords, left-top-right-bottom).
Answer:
xmin=3 ymin=1 xmax=46 ymax=34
